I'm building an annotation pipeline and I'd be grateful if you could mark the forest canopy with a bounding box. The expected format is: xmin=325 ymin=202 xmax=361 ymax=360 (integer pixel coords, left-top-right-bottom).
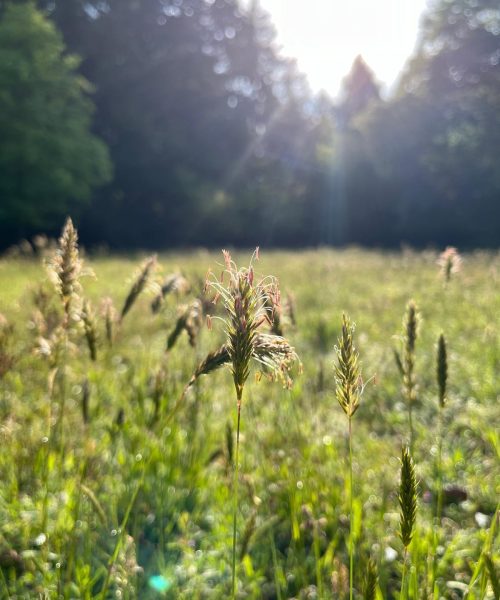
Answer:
xmin=0 ymin=0 xmax=499 ymax=249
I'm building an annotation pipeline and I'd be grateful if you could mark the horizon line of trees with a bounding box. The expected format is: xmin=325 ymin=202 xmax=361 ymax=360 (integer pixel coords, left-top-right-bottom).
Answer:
xmin=0 ymin=0 xmax=499 ymax=250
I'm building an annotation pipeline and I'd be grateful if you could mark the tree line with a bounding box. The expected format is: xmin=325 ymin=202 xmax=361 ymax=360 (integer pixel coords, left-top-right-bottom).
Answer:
xmin=0 ymin=0 xmax=499 ymax=249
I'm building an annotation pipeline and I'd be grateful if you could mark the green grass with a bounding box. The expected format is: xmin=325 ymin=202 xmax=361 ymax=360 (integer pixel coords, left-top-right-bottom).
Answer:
xmin=0 ymin=247 xmax=498 ymax=599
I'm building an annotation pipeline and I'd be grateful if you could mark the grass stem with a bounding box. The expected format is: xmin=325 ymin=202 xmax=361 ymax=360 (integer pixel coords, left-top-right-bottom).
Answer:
xmin=349 ymin=416 xmax=354 ymax=600
xmin=100 ymin=473 xmax=143 ymax=599
xmin=232 ymin=397 xmax=242 ymax=599
xmin=436 ymin=409 xmax=444 ymax=524
xmin=400 ymin=549 xmax=408 ymax=600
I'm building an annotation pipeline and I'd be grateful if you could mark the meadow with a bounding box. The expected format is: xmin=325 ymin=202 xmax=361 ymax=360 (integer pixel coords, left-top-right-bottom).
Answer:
xmin=0 ymin=229 xmax=498 ymax=599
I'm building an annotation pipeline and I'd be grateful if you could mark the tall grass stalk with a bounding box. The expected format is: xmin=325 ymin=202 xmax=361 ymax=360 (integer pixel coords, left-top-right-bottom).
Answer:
xmin=201 ymin=249 xmax=297 ymax=598
xmin=49 ymin=218 xmax=83 ymax=467
xmin=435 ymin=333 xmax=447 ymax=524
xmin=430 ymin=334 xmax=448 ymax=593
xmin=203 ymin=249 xmax=298 ymax=598
xmin=334 ymin=314 xmax=364 ymax=600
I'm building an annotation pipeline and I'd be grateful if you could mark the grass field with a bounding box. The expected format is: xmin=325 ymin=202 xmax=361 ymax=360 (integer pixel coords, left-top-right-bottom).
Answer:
xmin=0 ymin=238 xmax=498 ymax=599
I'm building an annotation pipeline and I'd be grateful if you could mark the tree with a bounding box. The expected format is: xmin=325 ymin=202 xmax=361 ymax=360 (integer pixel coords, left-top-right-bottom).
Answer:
xmin=336 ymin=55 xmax=380 ymax=129
xmin=31 ymin=0 xmax=320 ymax=248
xmin=360 ymin=0 xmax=500 ymax=246
xmin=0 ymin=2 xmax=111 ymax=243
xmin=317 ymin=57 xmax=390 ymax=246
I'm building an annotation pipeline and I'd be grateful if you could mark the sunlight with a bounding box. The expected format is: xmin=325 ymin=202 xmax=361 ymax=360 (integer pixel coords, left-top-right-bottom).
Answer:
xmin=258 ymin=0 xmax=428 ymax=96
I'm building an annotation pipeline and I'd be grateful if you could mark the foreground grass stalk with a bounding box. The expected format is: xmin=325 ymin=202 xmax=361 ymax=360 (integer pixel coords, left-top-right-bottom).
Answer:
xmin=48 ymin=218 xmax=83 ymax=469
xmin=200 ymin=249 xmax=298 ymax=598
xmin=334 ymin=314 xmax=364 ymax=600
xmin=431 ymin=334 xmax=448 ymax=593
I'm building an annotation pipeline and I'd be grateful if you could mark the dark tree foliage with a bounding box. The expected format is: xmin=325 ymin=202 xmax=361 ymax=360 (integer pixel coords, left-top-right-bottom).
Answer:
xmin=32 ymin=0 xmax=318 ymax=248
xmin=1 ymin=0 xmax=499 ymax=249
xmin=0 ymin=2 xmax=111 ymax=244
xmin=359 ymin=0 xmax=500 ymax=246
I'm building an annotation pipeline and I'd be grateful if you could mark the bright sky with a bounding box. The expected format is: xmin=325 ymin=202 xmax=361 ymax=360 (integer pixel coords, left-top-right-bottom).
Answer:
xmin=258 ymin=0 xmax=429 ymax=97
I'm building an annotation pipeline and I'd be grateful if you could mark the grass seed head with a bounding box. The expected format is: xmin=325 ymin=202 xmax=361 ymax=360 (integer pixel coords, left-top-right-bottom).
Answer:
xmin=166 ymin=299 xmax=203 ymax=351
xmin=151 ymin=273 xmax=190 ymax=313
xmin=189 ymin=344 xmax=231 ymax=387
xmin=120 ymin=255 xmax=156 ymax=321
xmin=264 ymin=288 xmax=283 ymax=336
xmin=404 ymin=300 xmax=419 ymax=356
xmin=401 ymin=300 xmax=420 ymax=402
xmin=253 ymin=333 xmax=298 ymax=389
xmin=100 ymin=297 xmax=116 ymax=346
xmin=82 ymin=299 xmax=97 ymax=361
xmin=82 ymin=378 xmax=90 ymax=424
xmin=187 ymin=332 xmax=298 ymax=391
xmin=50 ymin=217 xmax=82 ymax=318
xmin=437 ymin=333 xmax=448 ymax=408
xmin=285 ymin=291 xmax=297 ymax=327
xmin=363 ymin=558 xmax=378 ymax=600
xmin=399 ymin=446 xmax=418 ymax=549
xmin=205 ymin=249 xmax=298 ymax=402
xmin=334 ymin=314 xmax=362 ymax=418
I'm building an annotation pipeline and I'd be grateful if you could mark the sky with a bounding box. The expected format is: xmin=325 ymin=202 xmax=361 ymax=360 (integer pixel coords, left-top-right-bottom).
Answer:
xmin=257 ymin=0 xmax=429 ymax=97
